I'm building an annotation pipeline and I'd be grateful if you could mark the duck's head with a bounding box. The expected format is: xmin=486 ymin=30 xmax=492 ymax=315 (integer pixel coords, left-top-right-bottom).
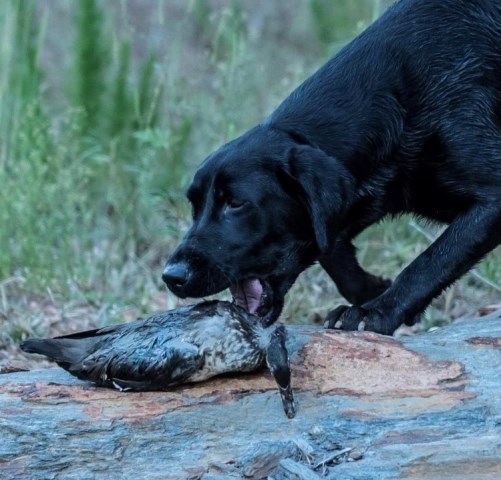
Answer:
xmin=266 ymin=325 xmax=295 ymax=419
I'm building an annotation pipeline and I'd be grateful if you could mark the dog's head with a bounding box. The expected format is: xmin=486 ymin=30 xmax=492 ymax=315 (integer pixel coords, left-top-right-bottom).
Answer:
xmin=163 ymin=125 xmax=353 ymax=325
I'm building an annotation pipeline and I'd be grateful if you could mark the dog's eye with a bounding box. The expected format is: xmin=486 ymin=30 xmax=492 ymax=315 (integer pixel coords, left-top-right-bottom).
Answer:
xmin=225 ymin=200 xmax=249 ymax=212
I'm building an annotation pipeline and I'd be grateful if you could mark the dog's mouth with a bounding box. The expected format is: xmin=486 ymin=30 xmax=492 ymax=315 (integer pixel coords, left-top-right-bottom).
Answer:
xmin=230 ymin=279 xmax=274 ymax=318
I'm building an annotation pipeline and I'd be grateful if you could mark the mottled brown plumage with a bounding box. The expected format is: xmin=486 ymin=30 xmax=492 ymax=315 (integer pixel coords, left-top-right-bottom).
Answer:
xmin=20 ymin=300 xmax=295 ymax=417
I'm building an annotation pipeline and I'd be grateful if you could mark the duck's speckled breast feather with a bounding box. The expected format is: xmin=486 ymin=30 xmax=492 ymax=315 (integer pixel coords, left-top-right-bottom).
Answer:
xmin=76 ymin=301 xmax=267 ymax=389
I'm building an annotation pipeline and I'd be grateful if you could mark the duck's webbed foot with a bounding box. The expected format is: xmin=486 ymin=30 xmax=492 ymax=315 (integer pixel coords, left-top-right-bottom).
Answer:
xmin=266 ymin=325 xmax=295 ymax=419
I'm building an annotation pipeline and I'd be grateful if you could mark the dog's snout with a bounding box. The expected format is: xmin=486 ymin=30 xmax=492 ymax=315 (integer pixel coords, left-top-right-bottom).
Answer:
xmin=162 ymin=262 xmax=190 ymax=289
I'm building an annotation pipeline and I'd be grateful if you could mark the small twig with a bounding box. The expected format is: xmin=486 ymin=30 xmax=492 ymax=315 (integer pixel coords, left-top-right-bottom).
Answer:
xmin=0 ymin=275 xmax=26 ymax=288
xmin=408 ymin=220 xmax=438 ymax=242
xmin=408 ymin=220 xmax=501 ymax=293
xmin=313 ymin=447 xmax=352 ymax=470
xmin=46 ymin=287 xmax=57 ymax=307
xmin=0 ymin=276 xmax=26 ymax=313
xmin=293 ymin=438 xmax=315 ymax=464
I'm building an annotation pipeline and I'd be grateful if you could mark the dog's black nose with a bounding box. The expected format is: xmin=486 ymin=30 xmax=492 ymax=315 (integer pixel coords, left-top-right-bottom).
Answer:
xmin=162 ymin=262 xmax=190 ymax=289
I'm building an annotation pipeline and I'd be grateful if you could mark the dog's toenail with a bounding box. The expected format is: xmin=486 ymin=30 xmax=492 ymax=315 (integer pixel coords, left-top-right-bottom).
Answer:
xmin=358 ymin=321 xmax=366 ymax=331
xmin=334 ymin=320 xmax=343 ymax=329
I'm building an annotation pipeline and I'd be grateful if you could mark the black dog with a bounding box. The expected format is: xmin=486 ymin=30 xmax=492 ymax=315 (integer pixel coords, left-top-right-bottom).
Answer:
xmin=163 ymin=0 xmax=501 ymax=335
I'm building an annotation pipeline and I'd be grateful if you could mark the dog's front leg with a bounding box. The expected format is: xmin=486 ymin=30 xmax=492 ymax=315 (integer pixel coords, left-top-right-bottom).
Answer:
xmin=320 ymin=239 xmax=391 ymax=305
xmin=325 ymin=204 xmax=501 ymax=334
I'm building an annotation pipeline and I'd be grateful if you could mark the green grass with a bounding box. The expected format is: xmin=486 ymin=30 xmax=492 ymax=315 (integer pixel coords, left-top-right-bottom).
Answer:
xmin=0 ymin=0 xmax=500 ymax=356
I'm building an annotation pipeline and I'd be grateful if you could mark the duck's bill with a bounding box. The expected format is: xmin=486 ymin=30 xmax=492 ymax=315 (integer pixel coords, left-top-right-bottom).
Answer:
xmin=280 ymin=384 xmax=296 ymax=419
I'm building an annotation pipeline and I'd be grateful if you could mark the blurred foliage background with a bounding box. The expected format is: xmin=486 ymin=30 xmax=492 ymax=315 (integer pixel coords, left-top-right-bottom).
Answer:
xmin=0 ymin=0 xmax=499 ymax=364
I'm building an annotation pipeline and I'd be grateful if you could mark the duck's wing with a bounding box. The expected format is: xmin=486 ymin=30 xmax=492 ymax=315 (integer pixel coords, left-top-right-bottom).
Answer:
xmin=56 ymin=308 xmax=194 ymax=341
xmin=20 ymin=314 xmax=185 ymax=369
xmin=73 ymin=339 xmax=204 ymax=391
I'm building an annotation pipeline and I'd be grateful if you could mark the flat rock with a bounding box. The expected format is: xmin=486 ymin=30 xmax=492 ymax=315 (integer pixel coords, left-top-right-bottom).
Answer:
xmin=0 ymin=310 xmax=500 ymax=479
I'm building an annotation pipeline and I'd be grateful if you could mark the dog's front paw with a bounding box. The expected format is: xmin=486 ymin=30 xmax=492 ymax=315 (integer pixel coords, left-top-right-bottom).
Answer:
xmin=324 ymin=305 xmax=397 ymax=335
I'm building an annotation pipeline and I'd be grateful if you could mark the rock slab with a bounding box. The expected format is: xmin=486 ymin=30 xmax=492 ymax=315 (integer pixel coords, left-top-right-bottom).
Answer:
xmin=1 ymin=311 xmax=500 ymax=479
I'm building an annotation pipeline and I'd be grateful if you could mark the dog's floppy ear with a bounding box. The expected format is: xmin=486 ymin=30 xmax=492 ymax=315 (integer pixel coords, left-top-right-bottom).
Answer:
xmin=278 ymin=145 xmax=355 ymax=253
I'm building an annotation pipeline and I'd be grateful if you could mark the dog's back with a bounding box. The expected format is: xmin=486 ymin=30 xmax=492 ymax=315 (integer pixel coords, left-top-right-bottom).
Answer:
xmin=268 ymin=0 xmax=500 ymax=220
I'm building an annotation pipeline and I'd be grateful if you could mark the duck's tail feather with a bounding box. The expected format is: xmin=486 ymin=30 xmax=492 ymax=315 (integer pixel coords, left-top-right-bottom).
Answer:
xmin=20 ymin=338 xmax=93 ymax=369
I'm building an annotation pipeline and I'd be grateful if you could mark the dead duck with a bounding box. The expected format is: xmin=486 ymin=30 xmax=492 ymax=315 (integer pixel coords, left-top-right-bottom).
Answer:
xmin=20 ymin=300 xmax=295 ymax=418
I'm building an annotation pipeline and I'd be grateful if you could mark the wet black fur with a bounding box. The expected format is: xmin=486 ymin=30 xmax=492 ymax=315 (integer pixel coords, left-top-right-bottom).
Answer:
xmin=164 ymin=0 xmax=501 ymax=334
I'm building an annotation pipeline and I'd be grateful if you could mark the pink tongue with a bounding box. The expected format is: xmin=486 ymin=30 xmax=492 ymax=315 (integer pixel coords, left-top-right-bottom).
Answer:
xmin=230 ymin=279 xmax=263 ymax=313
